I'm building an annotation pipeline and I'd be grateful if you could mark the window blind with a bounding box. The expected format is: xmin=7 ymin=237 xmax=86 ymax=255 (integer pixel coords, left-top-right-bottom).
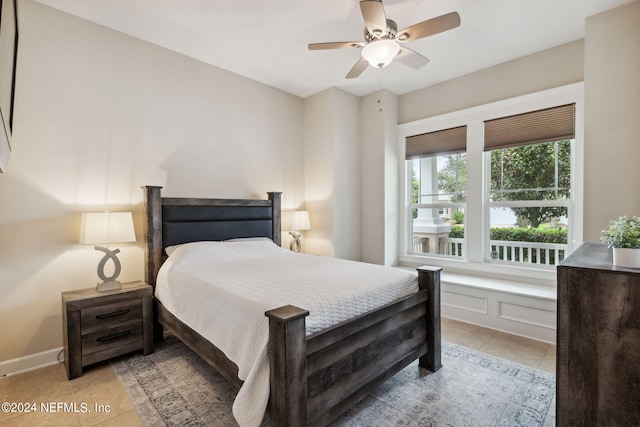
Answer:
xmin=405 ymin=125 xmax=467 ymax=159
xmin=484 ymin=103 xmax=575 ymax=151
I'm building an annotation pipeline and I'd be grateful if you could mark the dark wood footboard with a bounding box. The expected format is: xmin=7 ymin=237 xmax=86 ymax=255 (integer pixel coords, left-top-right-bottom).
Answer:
xmin=266 ymin=266 xmax=442 ymax=426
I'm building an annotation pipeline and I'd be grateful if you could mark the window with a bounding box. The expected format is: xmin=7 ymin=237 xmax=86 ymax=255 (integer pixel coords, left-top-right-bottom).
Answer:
xmin=484 ymin=104 xmax=575 ymax=267
xmin=406 ymin=126 xmax=466 ymax=258
xmin=399 ymin=84 xmax=583 ymax=279
xmin=487 ymin=140 xmax=571 ymax=266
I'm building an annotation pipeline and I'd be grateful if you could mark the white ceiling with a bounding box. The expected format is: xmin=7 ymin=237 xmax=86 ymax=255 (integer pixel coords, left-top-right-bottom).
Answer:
xmin=34 ymin=0 xmax=635 ymax=98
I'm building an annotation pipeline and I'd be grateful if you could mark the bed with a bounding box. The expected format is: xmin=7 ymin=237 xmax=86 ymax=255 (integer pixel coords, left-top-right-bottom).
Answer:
xmin=142 ymin=185 xmax=442 ymax=426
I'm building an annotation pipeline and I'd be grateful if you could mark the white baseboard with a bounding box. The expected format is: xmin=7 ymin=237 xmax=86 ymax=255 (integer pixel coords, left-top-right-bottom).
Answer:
xmin=0 ymin=347 xmax=63 ymax=377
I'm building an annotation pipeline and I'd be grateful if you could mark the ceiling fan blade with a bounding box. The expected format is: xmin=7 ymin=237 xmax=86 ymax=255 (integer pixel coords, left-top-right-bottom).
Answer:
xmin=308 ymin=41 xmax=365 ymax=50
xmin=346 ymin=58 xmax=369 ymax=79
xmin=396 ymin=12 xmax=460 ymax=42
xmin=360 ymin=0 xmax=387 ymax=37
xmin=396 ymin=46 xmax=429 ymax=69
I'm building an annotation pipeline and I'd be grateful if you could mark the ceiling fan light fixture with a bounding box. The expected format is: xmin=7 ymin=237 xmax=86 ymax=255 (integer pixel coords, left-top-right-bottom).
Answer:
xmin=308 ymin=1 xmax=460 ymax=79
xmin=362 ymin=39 xmax=400 ymax=68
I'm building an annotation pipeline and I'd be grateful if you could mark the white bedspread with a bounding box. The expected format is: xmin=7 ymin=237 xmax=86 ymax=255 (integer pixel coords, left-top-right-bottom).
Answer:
xmin=155 ymin=240 xmax=418 ymax=427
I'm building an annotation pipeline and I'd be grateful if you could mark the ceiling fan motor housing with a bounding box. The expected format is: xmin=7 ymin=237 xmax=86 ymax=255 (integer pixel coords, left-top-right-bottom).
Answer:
xmin=364 ymin=19 xmax=397 ymax=42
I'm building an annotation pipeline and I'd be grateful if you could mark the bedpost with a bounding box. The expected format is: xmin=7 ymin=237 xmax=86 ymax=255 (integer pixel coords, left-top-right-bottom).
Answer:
xmin=417 ymin=265 xmax=442 ymax=372
xmin=142 ymin=186 xmax=163 ymax=286
xmin=142 ymin=185 xmax=164 ymax=342
xmin=265 ymin=304 xmax=310 ymax=426
xmin=268 ymin=191 xmax=282 ymax=246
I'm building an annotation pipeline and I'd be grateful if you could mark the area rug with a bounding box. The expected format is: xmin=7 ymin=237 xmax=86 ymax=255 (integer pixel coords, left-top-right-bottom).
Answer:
xmin=111 ymin=337 xmax=555 ymax=426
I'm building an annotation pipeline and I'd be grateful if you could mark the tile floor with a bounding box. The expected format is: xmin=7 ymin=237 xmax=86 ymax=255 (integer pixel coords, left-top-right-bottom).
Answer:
xmin=0 ymin=318 xmax=556 ymax=426
xmin=441 ymin=317 xmax=556 ymax=373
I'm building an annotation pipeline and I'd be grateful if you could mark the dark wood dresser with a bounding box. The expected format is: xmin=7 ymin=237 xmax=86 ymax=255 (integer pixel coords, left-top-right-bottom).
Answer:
xmin=557 ymin=242 xmax=640 ymax=425
xmin=62 ymin=281 xmax=153 ymax=379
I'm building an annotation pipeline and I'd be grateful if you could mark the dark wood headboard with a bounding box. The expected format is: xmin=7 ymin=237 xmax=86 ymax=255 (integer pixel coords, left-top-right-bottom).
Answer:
xmin=142 ymin=186 xmax=282 ymax=287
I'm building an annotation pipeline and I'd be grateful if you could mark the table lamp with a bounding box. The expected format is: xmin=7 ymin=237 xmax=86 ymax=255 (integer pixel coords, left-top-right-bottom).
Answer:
xmin=282 ymin=210 xmax=311 ymax=253
xmin=80 ymin=212 xmax=136 ymax=291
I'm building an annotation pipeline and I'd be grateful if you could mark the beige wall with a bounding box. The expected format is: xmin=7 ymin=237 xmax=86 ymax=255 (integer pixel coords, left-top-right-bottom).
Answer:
xmin=583 ymin=1 xmax=640 ymax=240
xmin=0 ymin=1 xmax=304 ymax=366
xmin=360 ymin=90 xmax=399 ymax=266
xmin=303 ymin=89 xmax=336 ymax=256
xmin=331 ymin=89 xmax=361 ymax=261
xmin=303 ymin=88 xmax=360 ymax=260
xmin=399 ymin=40 xmax=585 ymax=123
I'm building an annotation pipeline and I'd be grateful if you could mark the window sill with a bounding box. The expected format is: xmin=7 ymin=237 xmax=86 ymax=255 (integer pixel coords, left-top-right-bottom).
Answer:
xmin=398 ymin=255 xmax=557 ymax=290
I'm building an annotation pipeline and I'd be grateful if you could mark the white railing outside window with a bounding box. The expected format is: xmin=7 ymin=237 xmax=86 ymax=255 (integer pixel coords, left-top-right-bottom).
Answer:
xmin=448 ymin=237 xmax=464 ymax=257
xmin=489 ymin=240 xmax=567 ymax=266
xmin=412 ymin=236 xmax=567 ymax=267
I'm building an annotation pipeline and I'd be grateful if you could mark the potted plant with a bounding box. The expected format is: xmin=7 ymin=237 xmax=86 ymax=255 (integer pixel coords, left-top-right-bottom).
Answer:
xmin=600 ymin=215 xmax=640 ymax=268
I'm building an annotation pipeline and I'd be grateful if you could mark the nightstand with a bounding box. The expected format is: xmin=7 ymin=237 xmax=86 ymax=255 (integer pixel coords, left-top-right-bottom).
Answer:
xmin=62 ymin=281 xmax=153 ymax=379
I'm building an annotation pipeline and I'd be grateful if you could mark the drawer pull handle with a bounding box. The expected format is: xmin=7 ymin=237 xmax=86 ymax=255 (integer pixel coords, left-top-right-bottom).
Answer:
xmin=96 ymin=331 xmax=131 ymax=343
xmin=96 ymin=309 xmax=130 ymax=319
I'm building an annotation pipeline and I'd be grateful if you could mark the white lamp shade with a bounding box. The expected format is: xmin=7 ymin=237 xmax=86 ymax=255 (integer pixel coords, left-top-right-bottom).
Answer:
xmin=282 ymin=210 xmax=311 ymax=231
xmin=80 ymin=212 xmax=136 ymax=244
xmin=362 ymin=39 xmax=400 ymax=68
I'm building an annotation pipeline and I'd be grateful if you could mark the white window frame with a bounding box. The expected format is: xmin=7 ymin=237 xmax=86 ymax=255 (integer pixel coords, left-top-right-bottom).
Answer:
xmin=398 ymin=83 xmax=584 ymax=283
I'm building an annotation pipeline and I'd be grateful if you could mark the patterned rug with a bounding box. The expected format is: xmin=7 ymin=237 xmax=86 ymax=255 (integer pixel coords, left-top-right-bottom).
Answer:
xmin=111 ymin=337 xmax=555 ymax=426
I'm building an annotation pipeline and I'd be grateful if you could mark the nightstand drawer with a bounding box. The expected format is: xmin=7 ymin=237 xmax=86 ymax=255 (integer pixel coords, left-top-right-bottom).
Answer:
xmin=81 ymin=320 xmax=143 ymax=357
xmin=81 ymin=299 xmax=142 ymax=331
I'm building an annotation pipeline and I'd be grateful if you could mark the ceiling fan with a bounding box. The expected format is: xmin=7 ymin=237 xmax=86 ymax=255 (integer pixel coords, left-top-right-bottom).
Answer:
xmin=308 ymin=0 xmax=460 ymax=79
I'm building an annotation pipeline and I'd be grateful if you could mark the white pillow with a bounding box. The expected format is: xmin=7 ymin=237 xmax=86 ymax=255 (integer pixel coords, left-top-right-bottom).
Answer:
xmin=164 ymin=244 xmax=186 ymax=256
xmin=165 ymin=240 xmax=286 ymax=268
xmin=224 ymin=237 xmax=272 ymax=243
xmin=165 ymin=237 xmax=272 ymax=256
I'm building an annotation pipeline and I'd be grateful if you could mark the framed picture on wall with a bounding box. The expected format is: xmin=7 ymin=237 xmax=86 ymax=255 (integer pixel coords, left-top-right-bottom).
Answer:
xmin=0 ymin=0 xmax=18 ymax=173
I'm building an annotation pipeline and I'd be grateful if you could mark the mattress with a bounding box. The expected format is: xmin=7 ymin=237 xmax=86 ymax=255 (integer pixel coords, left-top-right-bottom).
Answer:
xmin=155 ymin=239 xmax=418 ymax=426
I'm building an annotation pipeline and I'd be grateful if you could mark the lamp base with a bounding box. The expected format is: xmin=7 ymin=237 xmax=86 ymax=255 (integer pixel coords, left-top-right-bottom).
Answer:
xmin=96 ymin=281 xmax=122 ymax=292
xmin=289 ymin=231 xmax=302 ymax=253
